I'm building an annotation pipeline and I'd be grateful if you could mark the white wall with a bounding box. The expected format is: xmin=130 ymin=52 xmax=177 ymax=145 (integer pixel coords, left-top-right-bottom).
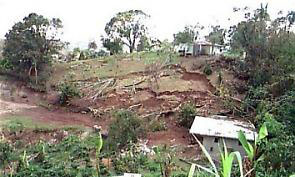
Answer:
xmin=201 ymin=136 xmax=246 ymax=159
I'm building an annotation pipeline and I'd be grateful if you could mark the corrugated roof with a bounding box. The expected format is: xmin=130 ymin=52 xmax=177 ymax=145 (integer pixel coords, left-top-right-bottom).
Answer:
xmin=189 ymin=116 xmax=257 ymax=141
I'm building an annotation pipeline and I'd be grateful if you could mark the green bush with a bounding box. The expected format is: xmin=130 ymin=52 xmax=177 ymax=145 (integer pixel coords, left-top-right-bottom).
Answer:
xmin=244 ymin=86 xmax=269 ymax=109
xmin=0 ymin=58 xmax=13 ymax=70
xmin=203 ymin=64 xmax=212 ymax=75
xmin=253 ymin=91 xmax=295 ymax=176
xmin=149 ymin=118 xmax=167 ymax=132
xmin=178 ymin=102 xmax=197 ymax=128
xmin=0 ymin=142 xmax=15 ymax=171
xmin=106 ymin=110 xmax=146 ymax=151
xmin=58 ymin=81 xmax=80 ymax=105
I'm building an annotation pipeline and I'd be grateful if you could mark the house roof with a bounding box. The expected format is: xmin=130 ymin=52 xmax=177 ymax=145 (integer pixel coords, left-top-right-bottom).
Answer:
xmin=194 ymin=40 xmax=224 ymax=47
xmin=195 ymin=40 xmax=212 ymax=45
xmin=189 ymin=116 xmax=257 ymax=141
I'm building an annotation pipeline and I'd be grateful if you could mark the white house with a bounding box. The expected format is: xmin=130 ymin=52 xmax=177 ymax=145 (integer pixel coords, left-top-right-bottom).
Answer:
xmin=175 ymin=41 xmax=224 ymax=57
xmin=189 ymin=115 xmax=257 ymax=159
xmin=175 ymin=43 xmax=193 ymax=57
xmin=193 ymin=41 xmax=225 ymax=56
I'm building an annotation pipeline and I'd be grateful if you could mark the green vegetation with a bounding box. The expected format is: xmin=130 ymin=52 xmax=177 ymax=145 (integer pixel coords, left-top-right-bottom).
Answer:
xmin=0 ymin=133 xmax=109 ymax=177
xmin=101 ymin=38 xmax=123 ymax=55
xmin=2 ymin=13 xmax=63 ymax=85
xmin=149 ymin=118 xmax=167 ymax=132
xmin=106 ymin=110 xmax=146 ymax=151
xmin=58 ymin=81 xmax=80 ymax=105
xmin=227 ymin=5 xmax=295 ymax=176
xmin=206 ymin=25 xmax=226 ymax=46
xmin=173 ymin=24 xmax=203 ymax=45
xmin=104 ymin=10 xmax=149 ymax=53
xmin=1 ymin=115 xmax=55 ymax=131
xmin=2 ymin=3 xmax=295 ymax=177
xmin=0 ymin=126 xmax=194 ymax=176
xmin=178 ymin=102 xmax=197 ymax=128
xmin=203 ymin=64 xmax=213 ymax=76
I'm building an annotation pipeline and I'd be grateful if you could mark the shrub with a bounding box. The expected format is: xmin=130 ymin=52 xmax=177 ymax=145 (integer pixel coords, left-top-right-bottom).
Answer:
xmin=0 ymin=58 xmax=13 ymax=70
xmin=58 ymin=81 xmax=80 ymax=105
xmin=203 ymin=64 xmax=212 ymax=75
xmin=149 ymin=118 xmax=167 ymax=132
xmin=106 ymin=110 xmax=146 ymax=151
xmin=178 ymin=102 xmax=197 ymax=128
xmin=0 ymin=141 xmax=15 ymax=171
xmin=244 ymin=86 xmax=269 ymax=109
xmin=7 ymin=121 xmax=24 ymax=135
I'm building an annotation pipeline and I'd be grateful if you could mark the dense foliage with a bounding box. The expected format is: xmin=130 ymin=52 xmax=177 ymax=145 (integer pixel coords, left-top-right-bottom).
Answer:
xmin=106 ymin=110 xmax=146 ymax=151
xmin=0 ymin=133 xmax=109 ymax=177
xmin=101 ymin=37 xmax=123 ymax=55
xmin=173 ymin=25 xmax=202 ymax=45
xmin=206 ymin=25 xmax=226 ymax=45
xmin=228 ymin=4 xmax=295 ymax=177
xmin=58 ymin=81 xmax=80 ymax=105
xmin=178 ymin=102 xmax=197 ymax=128
xmin=229 ymin=5 xmax=295 ymax=86
xmin=104 ymin=10 xmax=149 ymax=53
xmin=2 ymin=13 xmax=63 ymax=83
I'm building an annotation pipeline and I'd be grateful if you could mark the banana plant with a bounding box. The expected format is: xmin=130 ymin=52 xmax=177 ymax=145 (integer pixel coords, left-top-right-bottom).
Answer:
xmin=220 ymin=141 xmax=243 ymax=177
xmin=238 ymin=122 xmax=268 ymax=163
xmin=189 ymin=134 xmax=244 ymax=177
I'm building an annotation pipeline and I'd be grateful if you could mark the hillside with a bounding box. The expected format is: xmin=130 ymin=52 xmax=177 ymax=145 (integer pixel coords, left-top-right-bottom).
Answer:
xmin=0 ymin=53 xmax=245 ymax=175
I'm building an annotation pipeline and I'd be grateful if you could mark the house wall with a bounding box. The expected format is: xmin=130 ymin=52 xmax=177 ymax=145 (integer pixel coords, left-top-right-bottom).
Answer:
xmin=212 ymin=46 xmax=223 ymax=55
xmin=201 ymin=135 xmax=246 ymax=159
xmin=193 ymin=44 xmax=225 ymax=56
xmin=193 ymin=44 xmax=212 ymax=56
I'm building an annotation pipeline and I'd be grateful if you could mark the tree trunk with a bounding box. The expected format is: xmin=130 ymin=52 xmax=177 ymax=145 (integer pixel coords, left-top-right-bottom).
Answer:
xmin=35 ymin=63 xmax=38 ymax=85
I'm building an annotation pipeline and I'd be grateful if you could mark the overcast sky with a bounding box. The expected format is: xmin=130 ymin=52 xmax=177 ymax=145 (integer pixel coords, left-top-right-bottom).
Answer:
xmin=0 ymin=0 xmax=294 ymax=48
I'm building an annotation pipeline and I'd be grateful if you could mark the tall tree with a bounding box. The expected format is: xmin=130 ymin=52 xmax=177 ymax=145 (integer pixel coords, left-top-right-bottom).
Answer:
xmin=88 ymin=41 xmax=97 ymax=50
xmin=173 ymin=24 xmax=203 ymax=45
xmin=206 ymin=25 xmax=226 ymax=45
xmin=104 ymin=10 xmax=149 ymax=53
xmin=3 ymin=13 xmax=63 ymax=83
xmin=229 ymin=4 xmax=270 ymax=60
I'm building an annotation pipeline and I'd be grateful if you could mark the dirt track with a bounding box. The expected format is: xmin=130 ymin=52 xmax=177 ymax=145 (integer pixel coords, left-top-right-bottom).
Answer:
xmin=0 ymin=99 xmax=36 ymax=115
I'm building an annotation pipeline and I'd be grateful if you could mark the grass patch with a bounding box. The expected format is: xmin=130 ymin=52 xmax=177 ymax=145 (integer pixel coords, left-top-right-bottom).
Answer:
xmin=0 ymin=115 xmax=55 ymax=130
xmin=0 ymin=115 xmax=87 ymax=132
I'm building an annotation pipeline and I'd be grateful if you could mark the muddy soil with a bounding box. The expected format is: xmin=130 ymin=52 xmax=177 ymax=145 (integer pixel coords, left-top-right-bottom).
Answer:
xmin=0 ymin=57 xmax=233 ymax=149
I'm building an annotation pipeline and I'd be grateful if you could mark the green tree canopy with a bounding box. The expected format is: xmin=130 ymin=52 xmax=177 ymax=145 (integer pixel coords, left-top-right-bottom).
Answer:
xmin=104 ymin=10 xmax=149 ymax=53
xmin=229 ymin=4 xmax=295 ymax=86
xmin=88 ymin=41 xmax=97 ymax=50
xmin=101 ymin=37 xmax=123 ymax=55
xmin=3 ymin=13 xmax=63 ymax=82
xmin=173 ymin=24 xmax=203 ymax=45
xmin=137 ymin=35 xmax=151 ymax=52
xmin=206 ymin=25 xmax=226 ymax=45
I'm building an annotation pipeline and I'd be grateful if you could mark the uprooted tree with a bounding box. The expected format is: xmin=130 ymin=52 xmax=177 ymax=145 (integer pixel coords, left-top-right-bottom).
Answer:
xmin=3 ymin=13 xmax=63 ymax=84
xmin=104 ymin=10 xmax=150 ymax=53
